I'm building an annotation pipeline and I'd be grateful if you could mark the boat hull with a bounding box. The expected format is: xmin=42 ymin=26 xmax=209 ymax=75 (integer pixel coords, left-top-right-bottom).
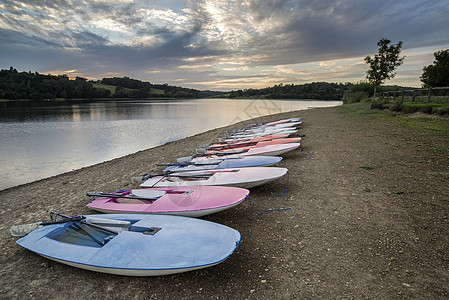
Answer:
xmin=207 ymin=137 xmax=301 ymax=151
xmin=164 ymin=155 xmax=282 ymax=173
xmin=87 ymin=186 xmax=249 ymax=217
xmin=264 ymin=117 xmax=301 ymax=126
xmin=140 ymin=167 xmax=288 ymax=189
xmin=204 ymin=143 xmax=300 ymax=156
xmin=40 ymin=255 xmax=223 ymax=276
xmin=16 ymin=214 xmax=241 ymax=276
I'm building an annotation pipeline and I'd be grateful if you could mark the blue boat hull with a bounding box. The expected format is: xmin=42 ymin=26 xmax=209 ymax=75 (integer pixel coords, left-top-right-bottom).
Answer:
xmin=164 ymin=155 xmax=282 ymax=173
xmin=16 ymin=214 xmax=241 ymax=276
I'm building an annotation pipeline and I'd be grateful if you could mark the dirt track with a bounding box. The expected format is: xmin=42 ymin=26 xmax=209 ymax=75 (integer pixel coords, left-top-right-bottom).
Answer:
xmin=0 ymin=106 xmax=448 ymax=299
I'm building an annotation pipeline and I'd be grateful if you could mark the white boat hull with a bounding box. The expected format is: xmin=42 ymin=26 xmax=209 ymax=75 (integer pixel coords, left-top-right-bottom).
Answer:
xmin=87 ymin=202 xmax=241 ymax=217
xmin=140 ymin=167 xmax=288 ymax=189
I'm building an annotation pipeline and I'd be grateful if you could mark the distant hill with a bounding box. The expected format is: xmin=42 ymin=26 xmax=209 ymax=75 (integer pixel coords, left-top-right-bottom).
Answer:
xmin=0 ymin=67 xmax=198 ymax=100
xmin=1 ymin=66 xmax=413 ymax=101
xmin=228 ymin=82 xmax=351 ymax=100
xmin=94 ymin=77 xmax=198 ymax=98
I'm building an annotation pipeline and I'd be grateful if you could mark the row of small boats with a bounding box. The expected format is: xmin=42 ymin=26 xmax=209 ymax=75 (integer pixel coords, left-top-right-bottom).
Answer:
xmin=11 ymin=117 xmax=302 ymax=276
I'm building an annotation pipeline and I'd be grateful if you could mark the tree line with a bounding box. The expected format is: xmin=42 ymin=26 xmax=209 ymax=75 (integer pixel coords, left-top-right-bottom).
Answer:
xmin=0 ymin=67 xmax=111 ymax=100
xmin=1 ymin=67 xmax=355 ymax=101
xmin=0 ymin=66 xmax=422 ymax=102
xmin=0 ymin=68 xmax=199 ymax=100
xmin=228 ymin=82 xmax=350 ymax=100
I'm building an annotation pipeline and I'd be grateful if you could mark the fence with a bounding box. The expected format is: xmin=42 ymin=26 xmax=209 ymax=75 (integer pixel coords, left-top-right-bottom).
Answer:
xmin=378 ymin=87 xmax=449 ymax=102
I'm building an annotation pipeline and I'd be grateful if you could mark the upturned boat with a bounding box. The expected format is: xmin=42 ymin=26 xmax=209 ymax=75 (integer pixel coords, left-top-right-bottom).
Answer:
xmin=11 ymin=213 xmax=241 ymax=276
xmin=162 ymin=155 xmax=282 ymax=173
xmin=86 ymin=186 xmax=249 ymax=217
xmin=138 ymin=167 xmax=288 ymax=189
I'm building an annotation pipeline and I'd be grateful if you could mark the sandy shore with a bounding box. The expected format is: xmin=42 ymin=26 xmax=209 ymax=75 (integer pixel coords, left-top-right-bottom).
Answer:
xmin=0 ymin=106 xmax=447 ymax=299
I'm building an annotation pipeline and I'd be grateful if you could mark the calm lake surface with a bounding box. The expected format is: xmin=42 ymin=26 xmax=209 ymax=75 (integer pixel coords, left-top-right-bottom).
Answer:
xmin=0 ymin=98 xmax=341 ymax=190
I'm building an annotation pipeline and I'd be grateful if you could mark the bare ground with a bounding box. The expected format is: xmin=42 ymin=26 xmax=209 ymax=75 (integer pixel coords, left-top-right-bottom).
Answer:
xmin=0 ymin=106 xmax=448 ymax=299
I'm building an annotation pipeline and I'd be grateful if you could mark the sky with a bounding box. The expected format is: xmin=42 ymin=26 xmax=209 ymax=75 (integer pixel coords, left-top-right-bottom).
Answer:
xmin=1 ymin=0 xmax=448 ymax=91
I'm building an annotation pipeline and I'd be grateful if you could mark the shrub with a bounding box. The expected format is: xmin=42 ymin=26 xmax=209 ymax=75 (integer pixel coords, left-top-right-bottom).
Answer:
xmin=342 ymin=82 xmax=373 ymax=104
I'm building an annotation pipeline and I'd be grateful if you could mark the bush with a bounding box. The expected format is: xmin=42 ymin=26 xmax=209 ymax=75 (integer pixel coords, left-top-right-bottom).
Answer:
xmin=342 ymin=91 xmax=369 ymax=104
xmin=342 ymin=82 xmax=373 ymax=104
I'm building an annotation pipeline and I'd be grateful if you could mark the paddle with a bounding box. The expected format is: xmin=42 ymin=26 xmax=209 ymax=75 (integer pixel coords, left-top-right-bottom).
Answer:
xmin=204 ymin=149 xmax=246 ymax=156
xmin=195 ymin=148 xmax=249 ymax=155
xmin=204 ymin=141 xmax=258 ymax=151
xmin=10 ymin=213 xmax=85 ymax=236
xmin=156 ymin=159 xmax=222 ymax=167
xmin=86 ymin=192 xmax=159 ymax=201
xmin=10 ymin=212 xmax=120 ymax=237
xmin=131 ymin=172 xmax=216 ymax=184
xmin=176 ymin=152 xmax=244 ymax=162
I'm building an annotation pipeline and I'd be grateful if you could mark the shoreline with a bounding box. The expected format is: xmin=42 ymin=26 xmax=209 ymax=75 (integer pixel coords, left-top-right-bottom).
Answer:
xmin=1 ymin=105 xmax=447 ymax=299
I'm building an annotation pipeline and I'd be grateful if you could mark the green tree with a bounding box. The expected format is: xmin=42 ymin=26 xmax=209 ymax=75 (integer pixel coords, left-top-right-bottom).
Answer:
xmin=420 ymin=49 xmax=449 ymax=88
xmin=364 ymin=38 xmax=405 ymax=102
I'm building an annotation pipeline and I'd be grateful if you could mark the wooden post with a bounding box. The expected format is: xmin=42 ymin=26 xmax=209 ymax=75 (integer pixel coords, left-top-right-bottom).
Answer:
xmin=401 ymin=90 xmax=404 ymax=101
xmin=428 ymin=87 xmax=432 ymax=102
xmin=412 ymin=89 xmax=416 ymax=102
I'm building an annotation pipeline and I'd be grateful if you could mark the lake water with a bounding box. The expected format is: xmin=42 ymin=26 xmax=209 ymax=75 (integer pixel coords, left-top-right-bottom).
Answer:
xmin=0 ymin=98 xmax=341 ymax=190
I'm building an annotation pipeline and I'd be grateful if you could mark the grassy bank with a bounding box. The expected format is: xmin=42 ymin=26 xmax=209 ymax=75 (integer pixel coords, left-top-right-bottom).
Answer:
xmin=338 ymin=103 xmax=449 ymax=176
xmin=339 ymin=102 xmax=449 ymax=135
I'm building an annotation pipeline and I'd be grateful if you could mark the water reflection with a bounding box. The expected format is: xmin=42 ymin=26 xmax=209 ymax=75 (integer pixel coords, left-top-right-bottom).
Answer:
xmin=0 ymin=99 xmax=341 ymax=190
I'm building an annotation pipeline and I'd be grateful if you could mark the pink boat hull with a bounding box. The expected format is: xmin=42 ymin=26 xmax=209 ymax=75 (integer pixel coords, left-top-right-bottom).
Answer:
xmin=208 ymin=137 xmax=301 ymax=150
xmin=264 ymin=118 xmax=301 ymax=126
xmin=87 ymin=186 xmax=250 ymax=217
xmin=206 ymin=141 xmax=300 ymax=155
xmin=221 ymin=133 xmax=290 ymax=143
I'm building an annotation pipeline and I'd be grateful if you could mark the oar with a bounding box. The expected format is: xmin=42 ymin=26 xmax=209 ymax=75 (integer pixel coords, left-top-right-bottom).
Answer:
xmin=52 ymin=212 xmax=128 ymax=235
xmin=196 ymin=149 xmax=247 ymax=156
xmin=132 ymin=168 xmax=241 ymax=183
xmin=195 ymin=148 xmax=249 ymax=155
xmin=175 ymin=153 xmax=239 ymax=163
xmin=86 ymin=192 xmax=159 ymax=201
xmin=156 ymin=160 xmax=222 ymax=167
xmin=10 ymin=212 xmax=121 ymax=237
xmin=10 ymin=214 xmax=85 ymax=237
xmin=204 ymin=141 xmax=258 ymax=151
xmin=131 ymin=172 xmax=216 ymax=184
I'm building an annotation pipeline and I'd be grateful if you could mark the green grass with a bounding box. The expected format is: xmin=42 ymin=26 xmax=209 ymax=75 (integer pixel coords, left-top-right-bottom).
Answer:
xmin=92 ymin=83 xmax=117 ymax=94
xmin=339 ymin=102 xmax=449 ymax=172
xmin=150 ymin=88 xmax=165 ymax=95
xmin=339 ymin=102 xmax=449 ymax=137
xmin=92 ymin=83 xmax=165 ymax=96
xmin=403 ymin=102 xmax=449 ymax=109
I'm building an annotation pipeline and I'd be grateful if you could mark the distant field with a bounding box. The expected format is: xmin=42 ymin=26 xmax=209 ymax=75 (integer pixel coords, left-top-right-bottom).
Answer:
xmin=92 ymin=83 xmax=117 ymax=94
xmin=150 ymin=88 xmax=165 ymax=95
xmin=92 ymin=83 xmax=165 ymax=96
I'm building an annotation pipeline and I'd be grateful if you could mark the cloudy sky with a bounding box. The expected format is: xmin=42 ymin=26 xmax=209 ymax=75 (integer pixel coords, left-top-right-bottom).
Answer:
xmin=1 ymin=0 xmax=448 ymax=91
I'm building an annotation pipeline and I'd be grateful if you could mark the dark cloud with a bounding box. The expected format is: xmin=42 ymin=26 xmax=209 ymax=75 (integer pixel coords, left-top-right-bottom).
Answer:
xmin=1 ymin=0 xmax=448 ymax=89
xmin=239 ymin=0 xmax=449 ymax=65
